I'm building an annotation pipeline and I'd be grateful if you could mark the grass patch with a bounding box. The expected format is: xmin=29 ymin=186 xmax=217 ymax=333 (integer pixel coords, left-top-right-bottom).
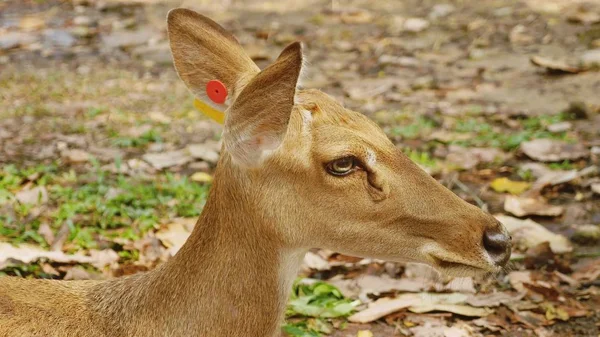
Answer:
xmin=0 ymin=164 xmax=209 ymax=251
xmin=404 ymin=149 xmax=438 ymax=169
xmin=284 ymin=279 xmax=359 ymax=337
xmin=448 ymin=113 xmax=575 ymax=151
xmin=548 ymin=160 xmax=576 ymax=170
xmin=112 ymin=128 xmax=163 ymax=148
xmin=390 ymin=116 xmax=436 ymax=139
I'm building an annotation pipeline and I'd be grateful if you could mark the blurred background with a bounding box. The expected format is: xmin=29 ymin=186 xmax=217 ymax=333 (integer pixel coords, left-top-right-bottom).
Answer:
xmin=1 ymin=0 xmax=600 ymax=336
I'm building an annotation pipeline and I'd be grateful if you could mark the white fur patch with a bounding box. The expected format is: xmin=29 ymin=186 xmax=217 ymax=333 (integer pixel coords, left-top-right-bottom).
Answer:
xmin=300 ymin=109 xmax=313 ymax=131
xmin=366 ymin=149 xmax=377 ymax=166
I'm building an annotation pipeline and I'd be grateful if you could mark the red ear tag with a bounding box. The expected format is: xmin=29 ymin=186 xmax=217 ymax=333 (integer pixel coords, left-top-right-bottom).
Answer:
xmin=206 ymin=80 xmax=228 ymax=104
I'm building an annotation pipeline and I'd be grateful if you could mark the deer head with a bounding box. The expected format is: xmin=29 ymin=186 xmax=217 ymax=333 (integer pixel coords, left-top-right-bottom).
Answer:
xmin=167 ymin=8 xmax=511 ymax=276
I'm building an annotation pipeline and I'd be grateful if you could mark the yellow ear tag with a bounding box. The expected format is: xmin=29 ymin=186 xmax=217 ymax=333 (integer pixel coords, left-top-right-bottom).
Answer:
xmin=193 ymin=98 xmax=225 ymax=125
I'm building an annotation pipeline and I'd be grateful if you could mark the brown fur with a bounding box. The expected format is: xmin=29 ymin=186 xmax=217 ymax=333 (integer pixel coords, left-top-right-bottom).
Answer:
xmin=0 ymin=8 xmax=510 ymax=337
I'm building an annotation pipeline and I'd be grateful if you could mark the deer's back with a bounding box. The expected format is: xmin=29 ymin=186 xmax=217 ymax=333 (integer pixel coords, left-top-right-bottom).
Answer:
xmin=0 ymin=277 xmax=109 ymax=337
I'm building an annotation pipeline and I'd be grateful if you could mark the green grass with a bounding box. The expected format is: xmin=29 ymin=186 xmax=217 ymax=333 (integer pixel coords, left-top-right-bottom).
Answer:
xmin=405 ymin=149 xmax=438 ymax=169
xmin=0 ymin=164 xmax=209 ymax=252
xmin=284 ymin=280 xmax=359 ymax=337
xmin=446 ymin=112 xmax=575 ymax=151
xmin=548 ymin=160 xmax=576 ymax=170
xmin=390 ymin=116 xmax=437 ymax=139
xmin=111 ymin=128 xmax=164 ymax=148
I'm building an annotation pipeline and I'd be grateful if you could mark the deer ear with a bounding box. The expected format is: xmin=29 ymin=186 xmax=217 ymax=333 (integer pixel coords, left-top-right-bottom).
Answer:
xmin=167 ymin=8 xmax=259 ymax=110
xmin=224 ymin=42 xmax=303 ymax=167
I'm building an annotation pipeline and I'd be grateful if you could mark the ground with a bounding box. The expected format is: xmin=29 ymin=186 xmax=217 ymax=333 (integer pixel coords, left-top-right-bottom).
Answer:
xmin=1 ymin=0 xmax=600 ymax=336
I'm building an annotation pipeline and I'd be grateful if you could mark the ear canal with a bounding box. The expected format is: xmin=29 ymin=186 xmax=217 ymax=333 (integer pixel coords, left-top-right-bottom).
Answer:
xmin=224 ymin=42 xmax=304 ymax=167
xmin=167 ymin=8 xmax=260 ymax=109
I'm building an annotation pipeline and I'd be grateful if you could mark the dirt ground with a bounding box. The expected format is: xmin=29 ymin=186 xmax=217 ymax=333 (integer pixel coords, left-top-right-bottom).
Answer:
xmin=1 ymin=0 xmax=600 ymax=336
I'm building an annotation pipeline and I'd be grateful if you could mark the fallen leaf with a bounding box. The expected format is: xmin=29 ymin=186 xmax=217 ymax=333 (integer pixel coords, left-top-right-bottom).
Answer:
xmin=504 ymin=195 xmax=564 ymax=217
xmin=523 ymin=242 xmax=568 ymax=272
xmin=187 ymin=140 xmax=220 ymax=164
xmin=520 ymin=139 xmax=589 ymax=162
xmin=443 ymin=277 xmax=476 ymax=294
xmin=356 ymin=330 xmax=373 ymax=337
xmin=355 ymin=274 xmax=427 ymax=296
xmin=15 ymin=186 xmax=48 ymax=205
xmin=0 ymin=243 xmax=117 ymax=270
xmin=530 ymin=56 xmax=583 ymax=74
xmin=51 ymin=222 xmax=70 ymax=251
xmin=523 ymin=283 xmax=559 ymax=301
xmin=411 ymin=323 xmax=473 ymax=337
xmin=64 ymin=266 xmax=96 ymax=280
xmin=466 ymin=291 xmax=526 ymax=307
xmin=572 ymin=224 xmax=600 ymax=244
xmin=495 ymin=215 xmax=572 ymax=253
xmin=142 ymin=150 xmax=192 ymax=170
xmin=348 ymin=294 xmax=422 ymax=323
xmin=567 ymin=10 xmax=600 ymax=25
xmin=572 ymin=259 xmax=600 ymax=282
xmin=155 ymin=222 xmax=193 ymax=255
xmin=61 ymin=149 xmax=91 ymax=163
xmin=403 ymin=18 xmax=430 ymax=32
xmin=446 ymin=146 xmax=507 ymax=170
xmin=472 ymin=316 xmax=505 ymax=332
xmin=190 ymin=172 xmax=213 ymax=183
xmin=513 ymin=310 xmax=548 ymax=329
xmin=303 ymin=251 xmax=331 ymax=271
xmin=580 ymin=49 xmax=600 ymax=68
xmin=547 ymin=121 xmax=572 ymax=133
xmin=88 ymin=249 xmax=120 ymax=270
xmin=541 ymin=303 xmax=569 ymax=321
xmin=343 ymin=78 xmax=408 ymax=101
xmin=349 ymin=293 xmax=472 ymax=323
xmin=510 ymin=24 xmax=533 ymax=45
xmin=508 ymin=271 xmax=533 ymax=292
xmin=490 ymin=177 xmax=531 ymax=195
xmin=409 ymin=303 xmax=492 ymax=317
xmin=37 ymin=223 xmax=54 ymax=246
xmin=591 ymin=183 xmax=600 ymax=194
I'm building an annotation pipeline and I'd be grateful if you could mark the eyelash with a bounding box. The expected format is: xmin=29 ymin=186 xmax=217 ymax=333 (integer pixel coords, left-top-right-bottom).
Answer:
xmin=326 ymin=156 xmax=362 ymax=176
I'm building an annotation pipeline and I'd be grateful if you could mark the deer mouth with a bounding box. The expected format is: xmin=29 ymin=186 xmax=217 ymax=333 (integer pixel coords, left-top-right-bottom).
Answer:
xmin=429 ymin=255 xmax=495 ymax=276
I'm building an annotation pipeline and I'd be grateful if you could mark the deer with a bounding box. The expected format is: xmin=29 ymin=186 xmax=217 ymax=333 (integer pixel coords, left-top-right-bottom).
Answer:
xmin=0 ymin=8 xmax=511 ymax=337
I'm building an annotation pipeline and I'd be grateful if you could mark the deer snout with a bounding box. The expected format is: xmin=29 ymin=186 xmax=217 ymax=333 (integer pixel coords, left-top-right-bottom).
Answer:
xmin=482 ymin=220 xmax=511 ymax=267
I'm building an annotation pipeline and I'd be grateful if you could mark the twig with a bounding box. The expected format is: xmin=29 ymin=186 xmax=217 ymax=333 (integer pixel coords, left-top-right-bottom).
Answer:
xmin=451 ymin=175 xmax=489 ymax=212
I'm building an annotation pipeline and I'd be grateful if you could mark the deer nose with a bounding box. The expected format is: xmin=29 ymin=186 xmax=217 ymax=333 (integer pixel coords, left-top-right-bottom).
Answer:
xmin=482 ymin=226 xmax=511 ymax=266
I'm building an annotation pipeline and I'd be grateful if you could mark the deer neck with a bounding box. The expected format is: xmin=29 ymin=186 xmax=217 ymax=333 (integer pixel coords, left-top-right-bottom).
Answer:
xmin=98 ymin=160 xmax=306 ymax=337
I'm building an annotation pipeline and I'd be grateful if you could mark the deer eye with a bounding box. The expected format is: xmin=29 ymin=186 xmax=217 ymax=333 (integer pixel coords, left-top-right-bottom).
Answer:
xmin=326 ymin=157 xmax=357 ymax=176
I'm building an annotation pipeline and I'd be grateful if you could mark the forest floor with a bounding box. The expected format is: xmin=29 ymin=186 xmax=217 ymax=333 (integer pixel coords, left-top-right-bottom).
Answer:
xmin=1 ymin=0 xmax=600 ymax=336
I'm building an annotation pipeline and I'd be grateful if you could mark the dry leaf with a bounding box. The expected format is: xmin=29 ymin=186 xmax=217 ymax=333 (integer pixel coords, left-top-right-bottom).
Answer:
xmin=303 ymin=251 xmax=331 ymax=271
xmin=466 ymin=291 xmax=526 ymax=307
xmin=409 ymin=304 xmax=492 ymax=317
xmin=530 ymin=56 xmax=583 ymax=74
xmin=504 ymin=195 xmax=564 ymax=217
xmin=190 ymin=172 xmax=213 ymax=183
xmin=348 ymin=294 xmax=422 ymax=323
xmin=15 ymin=186 xmax=48 ymax=205
xmin=490 ymin=177 xmax=531 ymax=195
xmin=61 ymin=149 xmax=91 ymax=163
xmin=495 ymin=215 xmax=572 ymax=253
xmin=0 ymin=243 xmax=117 ymax=270
xmin=349 ymin=293 xmax=475 ymax=323
xmin=142 ymin=150 xmax=192 ymax=170
xmin=508 ymin=271 xmax=532 ymax=292
xmin=155 ymin=222 xmax=193 ymax=255
xmin=356 ymin=330 xmax=374 ymax=337
xmin=187 ymin=140 xmax=220 ymax=164
xmin=521 ymin=139 xmax=589 ymax=162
